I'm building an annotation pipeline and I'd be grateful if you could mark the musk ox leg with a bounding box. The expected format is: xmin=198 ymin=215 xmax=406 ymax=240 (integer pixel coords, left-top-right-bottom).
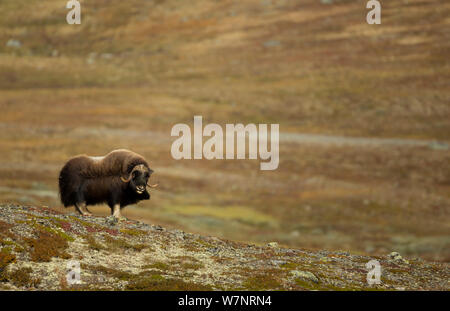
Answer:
xmin=75 ymin=202 xmax=92 ymax=216
xmin=111 ymin=204 xmax=125 ymax=220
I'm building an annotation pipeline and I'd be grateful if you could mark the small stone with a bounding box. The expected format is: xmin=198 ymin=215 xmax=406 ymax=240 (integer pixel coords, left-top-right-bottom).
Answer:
xmin=267 ymin=242 xmax=279 ymax=248
xmin=173 ymin=229 xmax=186 ymax=240
xmin=428 ymin=141 xmax=449 ymax=150
xmin=105 ymin=216 xmax=118 ymax=226
xmin=319 ymin=256 xmax=332 ymax=263
xmin=290 ymin=230 xmax=300 ymax=237
xmin=87 ymin=52 xmax=97 ymax=65
xmin=100 ymin=53 xmax=113 ymax=60
xmin=388 ymin=251 xmax=402 ymax=260
xmin=290 ymin=270 xmax=319 ymax=283
xmin=263 ymin=40 xmax=281 ymax=48
xmin=388 ymin=251 xmax=409 ymax=264
xmin=271 ymin=260 xmax=287 ymax=266
xmin=207 ymin=247 xmax=220 ymax=254
xmin=6 ymin=39 xmax=21 ymax=48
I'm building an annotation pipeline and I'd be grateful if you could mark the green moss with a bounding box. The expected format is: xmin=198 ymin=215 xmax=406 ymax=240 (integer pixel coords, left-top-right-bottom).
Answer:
xmin=242 ymin=273 xmax=283 ymax=290
xmin=280 ymin=262 xmax=302 ymax=270
xmin=195 ymin=238 xmax=214 ymax=248
xmin=0 ymin=238 xmax=23 ymax=253
xmin=77 ymin=266 xmax=212 ymax=291
xmin=294 ymin=278 xmax=321 ymax=290
xmin=126 ymin=273 xmax=212 ymax=291
xmin=19 ymin=218 xmax=75 ymax=242
xmin=69 ymin=216 xmax=92 ymax=227
xmin=36 ymin=223 xmax=75 ymax=242
xmin=120 ymin=228 xmax=147 ymax=236
xmin=104 ymin=235 xmax=146 ymax=252
xmin=0 ymin=239 xmax=15 ymax=247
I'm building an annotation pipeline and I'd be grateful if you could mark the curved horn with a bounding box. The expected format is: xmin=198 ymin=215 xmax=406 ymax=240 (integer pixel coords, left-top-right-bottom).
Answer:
xmin=120 ymin=174 xmax=132 ymax=183
xmin=146 ymin=182 xmax=158 ymax=188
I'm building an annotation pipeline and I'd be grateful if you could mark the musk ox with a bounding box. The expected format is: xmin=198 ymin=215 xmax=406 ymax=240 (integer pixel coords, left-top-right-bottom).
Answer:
xmin=58 ymin=149 xmax=157 ymax=219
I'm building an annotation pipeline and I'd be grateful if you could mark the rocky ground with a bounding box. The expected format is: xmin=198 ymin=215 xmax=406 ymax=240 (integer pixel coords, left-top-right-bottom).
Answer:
xmin=0 ymin=204 xmax=448 ymax=291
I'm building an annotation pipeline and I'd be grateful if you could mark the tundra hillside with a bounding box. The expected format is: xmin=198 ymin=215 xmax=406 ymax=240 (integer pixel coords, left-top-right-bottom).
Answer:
xmin=0 ymin=0 xmax=449 ymax=262
xmin=0 ymin=204 xmax=448 ymax=290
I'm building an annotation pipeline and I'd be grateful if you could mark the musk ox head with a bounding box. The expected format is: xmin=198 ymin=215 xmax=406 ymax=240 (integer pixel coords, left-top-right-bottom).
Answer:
xmin=120 ymin=164 xmax=158 ymax=195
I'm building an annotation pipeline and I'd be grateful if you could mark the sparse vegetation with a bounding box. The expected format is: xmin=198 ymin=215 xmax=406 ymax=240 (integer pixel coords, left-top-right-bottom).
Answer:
xmin=143 ymin=261 xmax=170 ymax=271
xmin=242 ymin=273 xmax=283 ymax=291
xmin=126 ymin=273 xmax=212 ymax=291
xmin=0 ymin=205 xmax=448 ymax=291
xmin=120 ymin=228 xmax=147 ymax=236
xmin=0 ymin=247 xmax=16 ymax=281
xmin=85 ymin=264 xmax=134 ymax=281
xmin=6 ymin=267 xmax=41 ymax=288
xmin=104 ymin=235 xmax=146 ymax=252
xmin=83 ymin=235 xmax=106 ymax=251
xmin=24 ymin=229 xmax=71 ymax=262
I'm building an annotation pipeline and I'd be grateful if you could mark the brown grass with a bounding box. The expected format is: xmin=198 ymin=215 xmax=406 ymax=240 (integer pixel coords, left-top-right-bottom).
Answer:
xmin=24 ymin=229 xmax=71 ymax=262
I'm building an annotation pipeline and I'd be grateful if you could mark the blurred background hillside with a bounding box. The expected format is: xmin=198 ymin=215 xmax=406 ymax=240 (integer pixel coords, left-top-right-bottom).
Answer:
xmin=0 ymin=0 xmax=448 ymax=261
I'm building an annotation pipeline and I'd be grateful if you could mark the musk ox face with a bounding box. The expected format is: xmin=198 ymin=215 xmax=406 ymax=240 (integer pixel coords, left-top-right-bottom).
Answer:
xmin=121 ymin=164 xmax=156 ymax=196
xmin=131 ymin=165 xmax=152 ymax=194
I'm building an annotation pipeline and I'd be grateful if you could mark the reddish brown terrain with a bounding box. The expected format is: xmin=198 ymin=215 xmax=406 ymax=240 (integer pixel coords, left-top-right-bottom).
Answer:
xmin=0 ymin=0 xmax=449 ymax=263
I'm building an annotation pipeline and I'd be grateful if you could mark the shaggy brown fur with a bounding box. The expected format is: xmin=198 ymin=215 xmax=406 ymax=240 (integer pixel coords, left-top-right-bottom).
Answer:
xmin=58 ymin=149 xmax=154 ymax=217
